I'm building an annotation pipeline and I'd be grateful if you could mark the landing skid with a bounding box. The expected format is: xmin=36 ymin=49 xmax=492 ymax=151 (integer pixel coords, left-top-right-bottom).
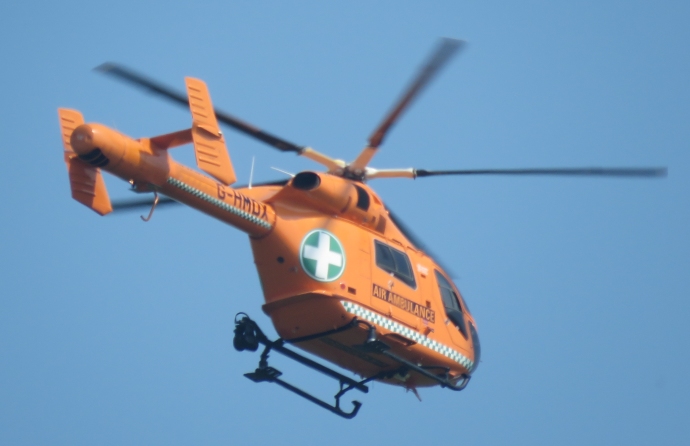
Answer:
xmin=233 ymin=314 xmax=377 ymax=419
xmin=233 ymin=313 xmax=471 ymax=419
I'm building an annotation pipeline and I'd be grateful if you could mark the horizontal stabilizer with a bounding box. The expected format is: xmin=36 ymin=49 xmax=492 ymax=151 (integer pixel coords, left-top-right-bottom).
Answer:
xmin=150 ymin=128 xmax=193 ymax=149
xmin=186 ymin=77 xmax=236 ymax=185
xmin=58 ymin=108 xmax=113 ymax=215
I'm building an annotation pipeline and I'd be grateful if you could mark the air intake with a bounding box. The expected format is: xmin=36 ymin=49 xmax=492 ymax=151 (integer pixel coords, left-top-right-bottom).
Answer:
xmin=292 ymin=172 xmax=320 ymax=191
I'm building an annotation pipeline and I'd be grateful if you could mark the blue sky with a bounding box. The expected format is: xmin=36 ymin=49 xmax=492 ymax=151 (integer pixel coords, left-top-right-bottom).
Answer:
xmin=1 ymin=1 xmax=688 ymax=444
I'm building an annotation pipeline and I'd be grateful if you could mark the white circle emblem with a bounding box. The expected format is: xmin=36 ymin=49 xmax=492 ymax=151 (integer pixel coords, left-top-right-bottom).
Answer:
xmin=299 ymin=230 xmax=346 ymax=282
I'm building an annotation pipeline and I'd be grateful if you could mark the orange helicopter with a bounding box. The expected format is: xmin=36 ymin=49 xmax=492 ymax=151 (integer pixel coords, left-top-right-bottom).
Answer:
xmin=57 ymin=39 xmax=666 ymax=418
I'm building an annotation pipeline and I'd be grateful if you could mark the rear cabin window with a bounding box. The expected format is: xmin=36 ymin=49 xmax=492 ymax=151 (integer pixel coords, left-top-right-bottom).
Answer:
xmin=435 ymin=270 xmax=468 ymax=339
xmin=374 ymin=240 xmax=416 ymax=288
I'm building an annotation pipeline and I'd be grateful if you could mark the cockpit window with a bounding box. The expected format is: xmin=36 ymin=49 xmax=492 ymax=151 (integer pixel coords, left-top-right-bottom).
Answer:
xmin=436 ymin=269 xmax=470 ymax=313
xmin=375 ymin=240 xmax=416 ymax=288
xmin=435 ymin=270 xmax=468 ymax=339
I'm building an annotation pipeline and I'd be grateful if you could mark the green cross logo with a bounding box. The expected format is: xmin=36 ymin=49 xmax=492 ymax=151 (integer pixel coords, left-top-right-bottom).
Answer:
xmin=300 ymin=230 xmax=346 ymax=282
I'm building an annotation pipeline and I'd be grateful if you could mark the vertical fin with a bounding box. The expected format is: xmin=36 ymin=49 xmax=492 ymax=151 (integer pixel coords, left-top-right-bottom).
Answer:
xmin=58 ymin=108 xmax=113 ymax=216
xmin=185 ymin=78 xmax=237 ymax=185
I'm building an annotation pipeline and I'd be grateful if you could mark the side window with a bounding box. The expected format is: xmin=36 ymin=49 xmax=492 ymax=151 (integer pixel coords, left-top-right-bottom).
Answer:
xmin=374 ymin=240 xmax=416 ymax=288
xmin=435 ymin=270 xmax=468 ymax=339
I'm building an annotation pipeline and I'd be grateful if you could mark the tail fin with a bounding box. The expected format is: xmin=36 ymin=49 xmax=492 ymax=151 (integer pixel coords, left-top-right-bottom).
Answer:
xmin=186 ymin=77 xmax=237 ymax=185
xmin=58 ymin=108 xmax=113 ymax=216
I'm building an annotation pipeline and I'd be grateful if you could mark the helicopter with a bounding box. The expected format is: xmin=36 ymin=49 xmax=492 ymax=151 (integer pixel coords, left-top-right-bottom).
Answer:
xmin=57 ymin=38 xmax=666 ymax=419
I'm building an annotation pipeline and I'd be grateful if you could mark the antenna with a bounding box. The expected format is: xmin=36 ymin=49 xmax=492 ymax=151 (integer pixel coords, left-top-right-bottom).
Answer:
xmin=248 ymin=156 xmax=255 ymax=189
xmin=270 ymin=166 xmax=295 ymax=178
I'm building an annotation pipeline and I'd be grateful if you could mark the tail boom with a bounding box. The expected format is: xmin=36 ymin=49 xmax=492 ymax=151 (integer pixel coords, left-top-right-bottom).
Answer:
xmin=68 ymin=122 xmax=275 ymax=236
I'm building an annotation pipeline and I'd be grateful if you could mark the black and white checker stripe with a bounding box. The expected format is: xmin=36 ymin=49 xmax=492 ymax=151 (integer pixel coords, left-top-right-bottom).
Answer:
xmin=341 ymin=301 xmax=474 ymax=370
xmin=167 ymin=177 xmax=272 ymax=229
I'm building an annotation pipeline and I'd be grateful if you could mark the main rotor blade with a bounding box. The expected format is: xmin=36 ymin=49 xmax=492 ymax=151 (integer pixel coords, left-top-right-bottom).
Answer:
xmin=95 ymin=63 xmax=306 ymax=154
xmin=368 ymin=38 xmax=464 ymax=149
xmin=349 ymin=38 xmax=464 ymax=176
xmin=365 ymin=166 xmax=667 ymax=180
xmin=414 ymin=167 xmax=668 ymax=178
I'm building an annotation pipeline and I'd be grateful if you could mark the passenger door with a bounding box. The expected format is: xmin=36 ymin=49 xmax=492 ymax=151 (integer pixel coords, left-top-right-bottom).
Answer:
xmin=369 ymin=239 xmax=420 ymax=329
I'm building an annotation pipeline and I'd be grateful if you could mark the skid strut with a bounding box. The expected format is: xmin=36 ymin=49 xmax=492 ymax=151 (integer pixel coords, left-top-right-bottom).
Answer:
xmin=233 ymin=314 xmax=376 ymax=419
xmin=233 ymin=313 xmax=471 ymax=418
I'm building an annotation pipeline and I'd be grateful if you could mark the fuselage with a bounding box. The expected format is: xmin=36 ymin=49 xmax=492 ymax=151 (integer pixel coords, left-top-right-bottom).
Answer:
xmin=63 ymin=117 xmax=480 ymax=389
